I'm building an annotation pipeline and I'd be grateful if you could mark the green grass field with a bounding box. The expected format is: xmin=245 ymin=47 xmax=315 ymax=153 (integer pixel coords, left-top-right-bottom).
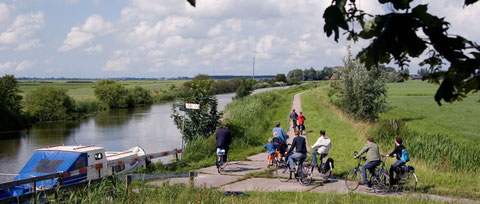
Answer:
xmin=17 ymin=80 xmax=186 ymax=102
xmin=302 ymin=81 xmax=480 ymax=199
xmin=383 ymin=80 xmax=480 ymax=143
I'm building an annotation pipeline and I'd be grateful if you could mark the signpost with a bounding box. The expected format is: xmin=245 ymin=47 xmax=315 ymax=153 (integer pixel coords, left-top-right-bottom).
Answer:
xmin=174 ymin=103 xmax=200 ymax=161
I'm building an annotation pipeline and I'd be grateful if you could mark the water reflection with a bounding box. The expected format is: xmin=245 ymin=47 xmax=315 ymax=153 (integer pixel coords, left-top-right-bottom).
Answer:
xmin=0 ymin=87 xmax=287 ymax=182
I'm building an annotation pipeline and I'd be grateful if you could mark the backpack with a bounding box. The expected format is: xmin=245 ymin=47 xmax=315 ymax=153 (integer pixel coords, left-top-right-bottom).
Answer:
xmin=400 ymin=149 xmax=410 ymax=163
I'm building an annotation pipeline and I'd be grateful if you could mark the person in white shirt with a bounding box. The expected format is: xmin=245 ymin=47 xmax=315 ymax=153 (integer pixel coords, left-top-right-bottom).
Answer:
xmin=311 ymin=130 xmax=332 ymax=167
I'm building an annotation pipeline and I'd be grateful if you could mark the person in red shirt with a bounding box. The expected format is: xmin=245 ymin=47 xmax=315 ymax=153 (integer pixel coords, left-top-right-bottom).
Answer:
xmin=297 ymin=112 xmax=306 ymax=134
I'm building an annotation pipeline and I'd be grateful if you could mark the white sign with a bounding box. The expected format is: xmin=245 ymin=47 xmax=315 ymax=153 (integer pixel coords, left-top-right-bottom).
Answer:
xmin=185 ymin=103 xmax=200 ymax=109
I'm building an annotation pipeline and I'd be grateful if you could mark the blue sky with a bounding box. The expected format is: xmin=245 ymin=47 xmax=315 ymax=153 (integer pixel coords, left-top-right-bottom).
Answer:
xmin=1 ymin=0 xmax=479 ymax=78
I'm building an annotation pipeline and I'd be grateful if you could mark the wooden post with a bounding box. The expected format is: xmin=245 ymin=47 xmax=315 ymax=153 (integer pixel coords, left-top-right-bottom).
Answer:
xmin=32 ymin=181 xmax=37 ymax=204
xmin=55 ymin=173 xmax=63 ymax=200
xmin=174 ymin=149 xmax=178 ymax=162
xmin=125 ymin=174 xmax=132 ymax=195
xmin=188 ymin=171 xmax=195 ymax=186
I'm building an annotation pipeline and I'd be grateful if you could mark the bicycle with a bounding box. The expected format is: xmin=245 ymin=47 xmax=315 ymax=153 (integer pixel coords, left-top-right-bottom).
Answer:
xmin=344 ymin=151 xmax=390 ymax=192
xmin=275 ymin=154 xmax=313 ymax=185
xmin=216 ymin=148 xmax=229 ymax=173
xmin=306 ymin=154 xmax=333 ymax=181
xmin=391 ymin=164 xmax=418 ymax=192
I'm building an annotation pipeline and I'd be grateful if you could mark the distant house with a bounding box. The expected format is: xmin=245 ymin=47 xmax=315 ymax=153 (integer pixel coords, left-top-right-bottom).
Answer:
xmin=330 ymin=73 xmax=338 ymax=80
xmin=411 ymin=75 xmax=423 ymax=80
xmin=324 ymin=76 xmax=330 ymax=80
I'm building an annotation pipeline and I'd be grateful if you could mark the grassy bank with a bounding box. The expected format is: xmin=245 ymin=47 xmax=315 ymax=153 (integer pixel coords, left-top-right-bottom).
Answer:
xmin=141 ymin=85 xmax=310 ymax=173
xmin=54 ymin=180 xmax=445 ymax=204
xmin=18 ymin=80 xmax=186 ymax=102
xmin=302 ymin=82 xmax=480 ymax=199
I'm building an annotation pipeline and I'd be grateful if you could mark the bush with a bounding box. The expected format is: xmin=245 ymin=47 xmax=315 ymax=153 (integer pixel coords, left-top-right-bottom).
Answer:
xmin=23 ymin=86 xmax=76 ymax=122
xmin=0 ymin=75 xmax=25 ymax=130
xmin=94 ymin=80 xmax=130 ymax=108
xmin=95 ymin=80 xmax=153 ymax=108
xmin=129 ymin=86 xmax=153 ymax=105
xmin=331 ymin=50 xmax=389 ymax=122
xmin=235 ymin=78 xmax=256 ymax=99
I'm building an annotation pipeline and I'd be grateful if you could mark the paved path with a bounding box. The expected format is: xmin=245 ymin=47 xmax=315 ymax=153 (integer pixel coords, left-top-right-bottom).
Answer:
xmin=149 ymin=90 xmax=477 ymax=203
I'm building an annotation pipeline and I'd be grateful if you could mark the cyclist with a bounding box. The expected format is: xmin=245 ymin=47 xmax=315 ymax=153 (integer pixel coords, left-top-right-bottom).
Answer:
xmin=311 ymin=130 xmax=331 ymax=170
xmin=289 ymin=109 xmax=298 ymax=130
xmin=297 ymin=112 xmax=306 ymax=134
xmin=384 ymin=136 xmax=406 ymax=184
xmin=273 ymin=122 xmax=288 ymax=158
xmin=286 ymin=130 xmax=307 ymax=172
xmin=216 ymin=124 xmax=232 ymax=162
xmin=353 ymin=136 xmax=381 ymax=186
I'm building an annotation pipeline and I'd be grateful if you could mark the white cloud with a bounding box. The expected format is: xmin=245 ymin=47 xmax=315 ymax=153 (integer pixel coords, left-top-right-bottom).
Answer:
xmin=196 ymin=44 xmax=214 ymax=55
xmin=16 ymin=39 xmax=40 ymax=50
xmin=16 ymin=60 xmax=35 ymax=71
xmin=0 ymin=12 xmax=44 ymax=47
xmin=103 ymin=57 xmax=134 ymax=71
xmin=0 ymin=61 xmax=14 ymax=71
xmin=59 ymin=14 xmax=112 ymax=52
xmin=0 ymin=3 xmax=9 ymax=24
xmin=85 ymin=44 xmax=103 ymax=53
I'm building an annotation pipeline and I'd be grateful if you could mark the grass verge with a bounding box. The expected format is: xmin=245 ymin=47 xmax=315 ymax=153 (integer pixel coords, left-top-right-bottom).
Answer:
xmin=302 ymin=83 xmax=480 ymax=199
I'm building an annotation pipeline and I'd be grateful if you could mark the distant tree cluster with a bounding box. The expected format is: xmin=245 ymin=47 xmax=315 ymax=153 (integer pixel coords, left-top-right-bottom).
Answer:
xmin=94 ymin=80 xmax=153 ymax=109
xmin=287 ymin=66 xmax=339 ymax=81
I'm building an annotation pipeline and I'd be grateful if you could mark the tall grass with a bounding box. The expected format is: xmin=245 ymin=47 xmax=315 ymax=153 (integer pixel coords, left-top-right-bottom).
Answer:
xmin=372 ymin=120 xmax=480 ymax=172
xmin=54 ymin=179 xmax=445 ymax=204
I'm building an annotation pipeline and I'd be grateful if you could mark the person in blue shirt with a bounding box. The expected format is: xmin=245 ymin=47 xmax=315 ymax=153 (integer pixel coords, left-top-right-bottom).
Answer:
xmin=264 ymin=138 xmax=280 ymax=167
xmin=272 ymin=122 xmax=289 ymax=158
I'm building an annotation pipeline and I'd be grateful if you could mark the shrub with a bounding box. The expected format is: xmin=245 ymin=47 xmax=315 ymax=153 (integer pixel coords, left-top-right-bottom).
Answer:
xmin=129 ymin=86 xmax=153 ymax=105
xmin=0 ymin=75 xmax=25 ymax=130
xmin=234 ymin=78 xmax=256 ymax=99
xmin=23 ymin=86 xmax=76 ymax=122
xmin=331 ymin=50 xmax=389 ymax=122
xmin=94 ymin=80 xmax=129 ymax=109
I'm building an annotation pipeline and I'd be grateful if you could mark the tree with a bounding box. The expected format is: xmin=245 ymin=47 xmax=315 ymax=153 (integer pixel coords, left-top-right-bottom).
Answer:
xmin=94 ymin=80 xmax=130 ymax=108
xmin=129 ymin=86 xmax=153 ymax=105
xmin=322 ymin=0 xmax=480 ymax=105
xmin=0 ymin=75 xmax=22 ymax=114
xmin=287 ymin=69 xmax=303 ymax=81
xmin=24 ymin=87 xmax=76 ymax=122
xmin=331 ymin=50 xmax=389 ymax=122
xmin=304 ymin=67 xmax=317 ymax=81
xmin=274 ymin=74 xmax=287 ymax=83
xmin=171 ymin=77 xmax=221 ymax=141
xmin=235 ymin=78 xmax=256 ymax=99
xmin=0 ymin=75 xmax=24 ymax=130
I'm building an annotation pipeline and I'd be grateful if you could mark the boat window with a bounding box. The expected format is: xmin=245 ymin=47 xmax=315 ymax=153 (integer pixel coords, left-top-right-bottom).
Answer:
xmin=114 ymin=164 xmax=125 ymax=173
xmin=94 ymin=153 xmax=103 ymax=160
xmin=73 ymin=156 xmax=86 ymax=170
xmin=33 ymin=159 xmax=63 ymax=173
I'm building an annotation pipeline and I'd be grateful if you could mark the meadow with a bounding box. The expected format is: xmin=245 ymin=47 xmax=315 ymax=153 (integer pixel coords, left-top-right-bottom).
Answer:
xmin=17 ymin=80 xmax=186 ymax=102
xmin=302 ymin=81 xmax=480 ymax=199
xmin=383 ymin=80 xmax=480 ymax=143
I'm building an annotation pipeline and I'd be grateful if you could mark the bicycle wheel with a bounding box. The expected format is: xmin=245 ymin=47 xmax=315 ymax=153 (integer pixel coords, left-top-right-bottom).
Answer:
xmin=319 ymin=161 xmax=332 ymax=181
xmin=402 ymin=171 xmax=418 ymax=191
xmin=345 ymin=169 xmax=361 ymax=191
xmin=219 ymin=156 xmax=229 ymax=169
xmin=299 ymin=163 xmax=313 ymax=185
xmin=376 ymin=168 xmax=390 ymax=189
xmin=216 ymin=155 xmax=223 ymax=173
xmin=276 ymin=160 xmax=291 ymax=182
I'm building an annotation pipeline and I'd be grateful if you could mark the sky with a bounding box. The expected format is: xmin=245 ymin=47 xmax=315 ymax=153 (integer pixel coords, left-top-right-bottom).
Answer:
xmin=0 ymin=0 xmax=479 ymax=78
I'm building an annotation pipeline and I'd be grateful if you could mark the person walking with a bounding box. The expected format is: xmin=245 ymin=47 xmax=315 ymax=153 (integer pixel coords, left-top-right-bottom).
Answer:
xmin=311 ymin=130 xmax=332 ymax=169
xmin=354 ymin=136 xmax=381 ymax=186
xmin=216 ymin=125 xmax=232 ymax=162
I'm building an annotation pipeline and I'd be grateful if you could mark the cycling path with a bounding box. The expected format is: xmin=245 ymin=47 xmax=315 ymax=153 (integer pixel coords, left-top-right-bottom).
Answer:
xmin=149 ymin=90 xmax=476 ymax=203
